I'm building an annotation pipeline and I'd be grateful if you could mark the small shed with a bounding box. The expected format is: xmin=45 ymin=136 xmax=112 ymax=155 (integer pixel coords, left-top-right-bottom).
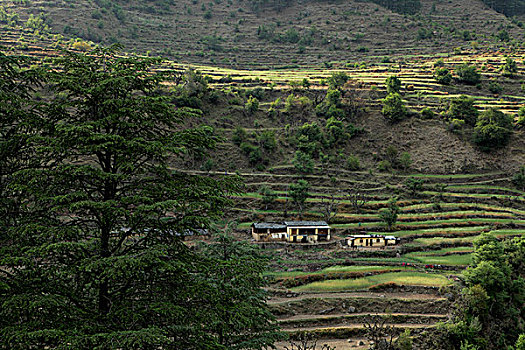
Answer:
xmin=346 ymin=234 xmax=398 ymax=248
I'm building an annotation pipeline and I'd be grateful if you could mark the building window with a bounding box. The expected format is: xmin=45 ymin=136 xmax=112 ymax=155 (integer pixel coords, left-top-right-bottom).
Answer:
xmin=360 ymin=239 xmax=363 ymax=243
xmin=377 ymin=238 xmax=380 ymax=243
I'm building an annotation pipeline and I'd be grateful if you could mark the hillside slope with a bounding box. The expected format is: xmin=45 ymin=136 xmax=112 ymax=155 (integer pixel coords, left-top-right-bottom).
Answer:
xmin=4 ymin=0 xmax=525 ymax=68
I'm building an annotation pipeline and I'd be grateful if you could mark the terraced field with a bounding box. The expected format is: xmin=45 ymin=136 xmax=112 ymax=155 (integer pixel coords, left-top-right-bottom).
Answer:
xmin=225 ymin=169 xmax=525 ymax=348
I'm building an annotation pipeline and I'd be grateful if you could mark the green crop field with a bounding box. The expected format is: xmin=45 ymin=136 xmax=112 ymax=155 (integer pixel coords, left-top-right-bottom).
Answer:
xmin=292 ymin=272 xmax=452 ymax=292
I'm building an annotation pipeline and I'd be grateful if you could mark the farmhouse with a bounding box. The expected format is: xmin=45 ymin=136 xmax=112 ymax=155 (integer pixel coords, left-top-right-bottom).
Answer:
xmin=252 ymin=221 xmax=331 ymax=243
xmin=346 ymin=234 xmax=398 ymax=248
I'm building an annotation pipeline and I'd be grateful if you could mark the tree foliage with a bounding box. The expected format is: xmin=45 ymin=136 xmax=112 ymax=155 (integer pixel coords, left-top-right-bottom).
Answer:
xmin=434 ymin=67 xmax=453 ymax=85
xmin=196 ymin=228 xmax=285 ymax=349
xmin=512 ymin=166 xmax=525 ymax=191
xmin=289 ymin=179 xmax=310 ymax=216
xmin=385 ymin=75 xmax=402 ymax=94
xmin=447 ymin=95 xmax=479 ymax=126
xmin=472 ymin=108 xmax=513 ymax=151
xmin=438 ymin=233 xmax=525 ymax=349
xmin=382 ymin=92 xmax=407 ymax=122
xmin=456 ymin=64 xmax=481 ymax=85
xmin=379 ymin=197 xmax=399 ymax=231
xmin=293 ymin=150 xmax=314 ymax=174
xmin=0 ymin=48 xmax=286 ymax=350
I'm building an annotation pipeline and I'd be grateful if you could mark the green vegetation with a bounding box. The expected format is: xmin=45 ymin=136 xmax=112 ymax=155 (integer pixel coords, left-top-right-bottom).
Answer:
xmin=0 ymin=49 xmax=285 ymax=350
xmin=446 ymin=95 xmax=479 ymax=126
xmin=434 ymin=67 xmax=453 ymax=85
xmin=292 ymin=272 xmax=451 ymax=292
xmin=382 ymin=92 xmax=407 ymax=122
xmin=379 ymin=197 xmax=400 ymax=230
xmin=456 ymin=64 xmax=481 ymax=85
xmin=289 ymin=179 xmax=310 ymax=216
xmin=472 ymin=108 xmax=514 ymax=151
xmin=436 ymin=234 xmax=525 ymax=349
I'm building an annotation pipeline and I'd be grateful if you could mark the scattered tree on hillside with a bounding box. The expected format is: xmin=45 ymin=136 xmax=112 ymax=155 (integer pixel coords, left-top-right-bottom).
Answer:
xmin=293 ymin=150 xmax=314 ymax=174
xmin=502 ymin=58 xmax=518 ymax=77
xmin=379 ymin=197 xmax=400 ymax=231
xmin=399 ymin=152 xmax=413 ymax=171
xmin=512 ymin=166 xmax=525 ymax=191
xmin=245 ymin=95 xmax=259 ymax=114
xmin=456 ymin=64 xmax=481 ymax=85
xmin=363 ymin=314 xmax=396 ymax=350
xmin=434 ymin=67 xmax=453 ymax=85
xmin=259 ymin=185 xmax=278 ymax=210
xmin=382 ymin=92 xmax=407 ymax=122
xmin=327 ymin=71 xmax=349 ymax=91
xmin=289 ymin=179 xmax=310 ymax=217
xmin=517 ymin=106 xmax=525 ymax=128
xmin=386 ymin=75 xmax=402 ymax=94
xmin=472 ymin=108 xmax=513 ymax=151
xmin=319 ymin=193 xmax=339 ymax=224
xmin=404 ymin=177 xmax=424 ymax=197
xmin=446 ymin=95 xmax=479 ymax=126
xmin=347 ymin=189 xmax=367 ymax=213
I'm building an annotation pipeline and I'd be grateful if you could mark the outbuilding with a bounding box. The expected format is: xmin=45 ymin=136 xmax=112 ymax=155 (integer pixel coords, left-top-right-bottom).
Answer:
xmin=346 ymin=234 xmax=398 ymax=248
xmin=251 ymin=221 xmax=331 ymax=243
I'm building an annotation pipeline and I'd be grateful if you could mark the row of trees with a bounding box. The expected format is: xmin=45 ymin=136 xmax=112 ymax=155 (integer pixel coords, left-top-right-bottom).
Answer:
xmin=0 ymin=48 xmax=283 ymax=349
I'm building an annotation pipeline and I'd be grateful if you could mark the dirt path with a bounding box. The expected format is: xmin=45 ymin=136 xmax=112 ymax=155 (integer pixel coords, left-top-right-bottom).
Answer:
xmin=274 ymin=338 xmax=369 ymax=350
xmin=282 ymin=323 xmax=437 ymax=332
xmin=277 ymin=312 xmax=447 ymax=322
xmin=268 ymin=291 xmax=445 ymax=304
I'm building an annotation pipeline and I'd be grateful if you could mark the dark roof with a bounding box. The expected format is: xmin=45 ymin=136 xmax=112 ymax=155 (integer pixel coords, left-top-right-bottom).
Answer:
xmin=283 ymin=221 xmax=329 ymax=227
xmin=252 ymin=222 xmax=287 ymax=229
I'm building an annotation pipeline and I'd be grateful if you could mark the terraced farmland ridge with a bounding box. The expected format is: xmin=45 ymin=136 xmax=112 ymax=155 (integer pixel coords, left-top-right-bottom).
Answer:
xmin=223 ymin=169 xmax=524 ymax=349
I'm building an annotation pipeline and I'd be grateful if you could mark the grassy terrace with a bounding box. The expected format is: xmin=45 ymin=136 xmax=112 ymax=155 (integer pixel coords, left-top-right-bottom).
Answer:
xmin=291 ymin=272 xmax=452 ymax=292
xmin=265 ymin=265 xmax=415 ymax=279
xmin=331 ymin=218 xmax=525 ymax=230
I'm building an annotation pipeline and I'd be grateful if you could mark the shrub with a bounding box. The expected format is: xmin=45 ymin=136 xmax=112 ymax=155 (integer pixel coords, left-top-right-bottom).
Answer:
xmin=502 ymin=58 xmax=518 ymax=77
xmin=72 ymin=40 xmax=91 ymax=51
xmin=245 ymin=96 xmax=259 ymax=114
xmin=511 ymin=166 xmax=525 ymax=191
xmin=382 ymin=92 xmax=407 ymax=122
xmin=240 ymin=142 xmax=263 ymax=165
xmin=385 ymin=75 xmax=402 ymax=94
xmin=447 ymin=95 xmax=479 ymax=126
xmin=448 ymin=118 xmax=465 ymax=133
xmin=399 ymin=152 xmax=412 ymax=171
xmin=472 ymin=108 xmax=513 ymax=151
xmin=420 ymin=107 xmax=435 ymax=119
xmin=257 ymin=131 xmax=276 ymax=151
xmin=346 ymin=155 xmax=360 ymax=170
xmin=456 ymin=64 xmax=481 ymax=85
xmin=434 ymin=67 xmax=452 ymax=85
xmin=327 ymin=71 xmax=349 ymax=90
xmin=517 ymin=106 xmax=525 ymax=127
xmin=404 ymin=177 xmax=424 ymax=196
xmin=377 ymin=160 xmax=392 ymax=172
xmin=232 ymin=126 xmax=247 ymax=146
xmin=293 ymin=151 xmax=314 ymax=174
xmin=488 ymin=81 xmax=503 ymax=94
